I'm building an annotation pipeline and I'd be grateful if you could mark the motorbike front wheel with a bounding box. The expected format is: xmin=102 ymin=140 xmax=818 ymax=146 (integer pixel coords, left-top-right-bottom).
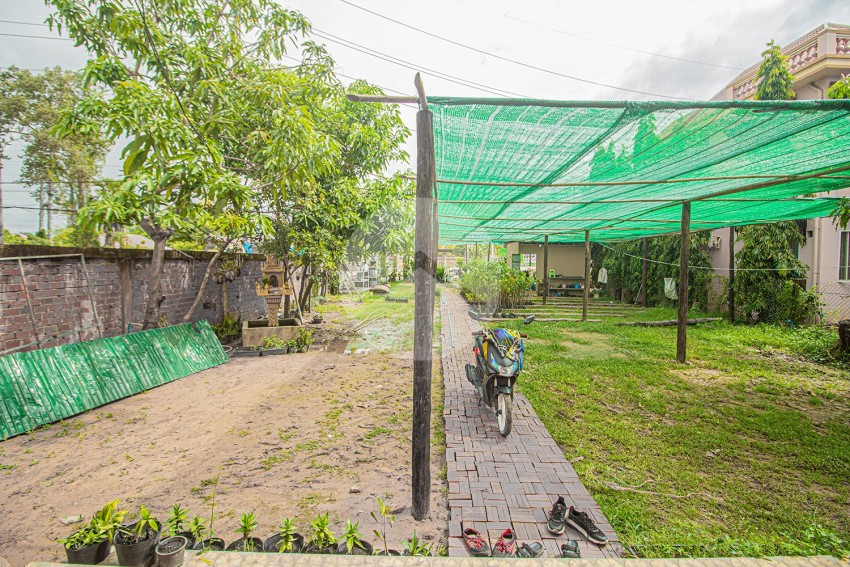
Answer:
xmin=496 ymin=392 xmax=512 ymax=436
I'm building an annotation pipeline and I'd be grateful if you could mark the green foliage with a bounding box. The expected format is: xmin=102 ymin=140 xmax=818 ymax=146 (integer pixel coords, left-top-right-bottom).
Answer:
xmin=262 ymin=335 xmax=287 ymax=350
xmin=166 ymin=504 xmax=188 ymax=537
xmin=459 ymin=260 xmax=531 ymax=310
xmin=211 ymin=313 xmax=241 ymax=340
xmin=277 ymin=518 xmax=298 ymax=553
xmin=595 ymin=233 xmax=713 ymax=308
xmin=783 ymin=325 xmax=846 ymax=364
xmin=237 ymin=512 xmax=258 ymax=550
xmin=341 ymin=520 xmax=366 ymax=554
xmin=827 ymin=74 xmax=850 ymax=100
xmin=296 ymin=328 xmax=314 ymax=350
xmin=189 ymin=515 xmax=207 ymax=544
xmin=370 ymin=497 xmax=395 ymax=555
xmin=134 ymin=505 xmax=159 ymax=538
xmin=435 ymin=265 xmax=447 ymax=283
xmin=404 ymin=531 xmax=433 ymax=557
xmin=59 ymin=499 xmax=127 ymax=550
xmin=733 ymin=223 xmax=818 ymax=323
xmin=755 ymin=40 xmax=796 ymax=100
xmin=307 ymin=512 xmax=336 ymax=550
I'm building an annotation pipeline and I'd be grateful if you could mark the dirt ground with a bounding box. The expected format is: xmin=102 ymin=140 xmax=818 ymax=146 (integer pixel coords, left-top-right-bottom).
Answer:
xmin=0 ymin=298 xmax=447 ymax=566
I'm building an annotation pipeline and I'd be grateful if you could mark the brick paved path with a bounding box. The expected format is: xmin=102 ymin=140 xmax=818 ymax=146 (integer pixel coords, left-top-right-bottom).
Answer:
xmin=440 ymin=288 xmax=623 ymax=558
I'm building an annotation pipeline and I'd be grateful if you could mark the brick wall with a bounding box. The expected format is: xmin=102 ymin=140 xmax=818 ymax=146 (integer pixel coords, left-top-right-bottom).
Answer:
xmin=0 ymin=245 xmax=267 ymax=354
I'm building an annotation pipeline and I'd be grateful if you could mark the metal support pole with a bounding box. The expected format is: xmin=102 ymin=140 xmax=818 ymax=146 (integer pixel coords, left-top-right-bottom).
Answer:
xmin=641 ymin=238 xmax=648 ymax=307
xmin=728 ymin=226 xmax=735 ymax=324
xmin=676 ymin=202 xmax=691 ymax=364
xmin=412 ymin=73 xmax=435 ymax=521
xmin=542 ymin=235 xmax=549 ymax=306
xmin=582 ymin=230 xmax=590 ymax=322
xmin=17 ymin=259 xmax=41 ymax=349
xmin=79 ymin=255 xmax=104 ymax=339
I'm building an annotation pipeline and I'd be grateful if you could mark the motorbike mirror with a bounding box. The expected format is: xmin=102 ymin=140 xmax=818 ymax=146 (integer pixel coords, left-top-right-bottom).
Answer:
xmin=468 ymin=309 xmax=481 ymax=321
xmin=523 ymin=315 xmax=536 ymax=325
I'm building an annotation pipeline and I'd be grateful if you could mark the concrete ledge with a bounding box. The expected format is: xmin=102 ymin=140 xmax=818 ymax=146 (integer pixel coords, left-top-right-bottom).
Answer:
xmin=0 ymin=244 xmax=266 ymax=262
xmin=25 ymin=553 xmax=847 ymax=567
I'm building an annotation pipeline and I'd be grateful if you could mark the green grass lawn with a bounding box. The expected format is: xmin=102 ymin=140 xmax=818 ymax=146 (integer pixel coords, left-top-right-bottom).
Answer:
xmin=513 ymin=305 xmax=849 ymax=558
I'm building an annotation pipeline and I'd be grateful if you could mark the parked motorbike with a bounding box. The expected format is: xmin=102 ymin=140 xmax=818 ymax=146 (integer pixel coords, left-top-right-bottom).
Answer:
xmin=465 ymin=310 xmax=535 ymax=436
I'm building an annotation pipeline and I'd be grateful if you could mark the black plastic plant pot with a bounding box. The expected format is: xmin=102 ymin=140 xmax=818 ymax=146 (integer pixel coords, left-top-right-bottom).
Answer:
xmin=375 ymin=549 xmax=402 ymax=556
xmin=64 ymin=539 xmax=112 ymax=565
xmin=262 ymin=533 xmax=304 ymax=553
xmin=261 ymin=348 xmax=288 ymax=356
xmin=114 ymin=524 xmax=161 ymax=567
xmin=225 ymin=537 xmax=264 ymax=552
xmin=191 ymin=537 xmax=225 ymax=551
xmin=230 ymin=348 xmax=260 ymax=358
xmin=175 ymin=531 xmax=195 ymax=549
xmin=336 ymin=540 xmax=374 ymax=555
xmin=155 ymin=536 xmax=187 ymax=567
xmin=302 ymin=543 xmax=336 ymax=554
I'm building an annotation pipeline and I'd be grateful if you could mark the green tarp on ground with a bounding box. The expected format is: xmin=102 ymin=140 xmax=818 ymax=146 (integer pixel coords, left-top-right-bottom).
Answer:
xmin=429 ymin=98 xmax=850 ymax=243
xmin=0 ymin=321 xmax=227 ymax=439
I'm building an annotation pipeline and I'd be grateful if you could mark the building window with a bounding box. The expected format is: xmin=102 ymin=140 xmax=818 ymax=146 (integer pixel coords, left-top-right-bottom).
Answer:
xmin=521 ymin=253 xmax=537 ymax=267
xmin=841 ymin=232 xmax=850 ymax=281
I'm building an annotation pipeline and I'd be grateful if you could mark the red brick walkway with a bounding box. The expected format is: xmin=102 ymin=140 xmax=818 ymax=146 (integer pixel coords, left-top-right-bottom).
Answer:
xmin=440 ymin=288 xmax=623 ymax=558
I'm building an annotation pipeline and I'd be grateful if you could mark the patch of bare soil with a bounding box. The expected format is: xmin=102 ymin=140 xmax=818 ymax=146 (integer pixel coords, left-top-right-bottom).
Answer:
xmin=0 ymin=333 xmax=447 ymax=565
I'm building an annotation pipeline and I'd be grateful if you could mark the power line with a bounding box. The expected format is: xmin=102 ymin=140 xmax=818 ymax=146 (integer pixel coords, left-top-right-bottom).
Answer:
xmin=335 ymin=0 xmax=689 ymax=100
xmin=312 ymin=28 xmax=529 ymax=98
xmin=502 ymin=15 xmax=744 ymax=71
xmin=0 ymin=19 xmax=49 ymax=27
xmin=0 ymin=32 xmax=70 ymax=41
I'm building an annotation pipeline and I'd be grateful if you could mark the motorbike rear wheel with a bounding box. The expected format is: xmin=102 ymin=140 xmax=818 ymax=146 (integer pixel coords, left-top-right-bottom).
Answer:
xmin=496 ymin=392 xmax=512 ymax=436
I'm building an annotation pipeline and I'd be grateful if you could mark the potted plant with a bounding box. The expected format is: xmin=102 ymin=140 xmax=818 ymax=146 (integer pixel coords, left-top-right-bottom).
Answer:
xmin=164 ymin=504 xmax=194 ymax=548
xmin=303 ymin=513 xmax=336 ymax=554
xmin=371 ymin=498 xmax=400 ymax=556
xmin=336 ymin=520 xmax=372 ymax=555
xmin=113 ymin=505 xmax=161 ymax=567
xmin=296 ymin=328 xmax=314 ymax=353
xmin=402 ymin=531 xmax=433 ymax=556
xmin=260 ymin=335 xmax=288 ymax=355
xmin=211 ymin=313 xmax=241 ymax=344
xmin=189 ymin=515 xmax=224 ymax=551
xmin=155 ymin=536 xmax=187 ymax=567
xmin=263 ymin=518 xmax=304 ymax=553
xmin=59 ymin=499 xmax=127 ymax=565
xmin=227 ymin=512 xmax=263 ymax=552
xmin=286 ymin=339 xmax=297 ymax=354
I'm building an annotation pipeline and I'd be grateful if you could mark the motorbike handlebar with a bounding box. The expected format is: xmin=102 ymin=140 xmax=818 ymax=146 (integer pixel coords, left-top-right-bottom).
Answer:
xmin=519 ymin=333 xmax=528 ymax=338
xmin=471 ymin=331 xmax=484 ymax=336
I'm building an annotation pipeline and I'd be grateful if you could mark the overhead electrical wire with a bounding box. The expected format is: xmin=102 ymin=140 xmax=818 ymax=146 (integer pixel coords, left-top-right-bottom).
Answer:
xmin=335 ymin=0 xmax=690 ymax=100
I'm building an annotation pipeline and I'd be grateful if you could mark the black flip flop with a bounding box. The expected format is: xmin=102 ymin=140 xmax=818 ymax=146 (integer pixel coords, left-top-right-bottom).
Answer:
xmin=560 ymin=540 xmax=581 ymax=558
xmin=517 ymin=542 xmax=545 ymax=558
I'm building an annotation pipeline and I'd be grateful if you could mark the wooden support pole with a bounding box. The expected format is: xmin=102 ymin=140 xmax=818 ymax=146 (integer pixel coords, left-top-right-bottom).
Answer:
xmin=676 ymin=202 xmax=691 ymax=364
xmin=728 ymin=226 xmax=735 ymax=324
xmin=641 ymin=238 xmax=648 ymax=307
xmin=542 ymin=235 xmax=549 ymax=306
xmin=582 ymin=230 xmax=590 ymax=322
xmin=488 ymin=243 xmax=492 ymax=262
xmin=412 ymin=73 xmax=435 ymax=521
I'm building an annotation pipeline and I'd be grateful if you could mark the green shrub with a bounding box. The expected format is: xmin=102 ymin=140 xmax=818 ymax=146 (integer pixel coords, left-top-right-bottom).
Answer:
xmin=459 ymin=260 xmax=530 ymax=310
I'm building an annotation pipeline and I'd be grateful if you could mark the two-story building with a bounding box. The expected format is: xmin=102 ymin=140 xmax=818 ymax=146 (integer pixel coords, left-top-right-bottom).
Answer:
xmin=709 ymin=22 xmax=850 ymax=322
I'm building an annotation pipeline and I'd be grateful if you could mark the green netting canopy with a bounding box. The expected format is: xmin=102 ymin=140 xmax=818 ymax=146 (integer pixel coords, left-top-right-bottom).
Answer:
xmin=429 ymin=98 xmax=850 ymax=243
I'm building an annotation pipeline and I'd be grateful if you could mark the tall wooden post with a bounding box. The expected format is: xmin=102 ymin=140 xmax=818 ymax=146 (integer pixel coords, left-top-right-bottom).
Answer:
xmin=412 ymin=74 xmax=435 ymax=521
xmin=728 ymin=226 xmax=735 ymax=324
xmin=542 ymin=235 xmax=549 ymax=306
xmin=582 ymin=230 xmax=591 ymax=322
xmin=641 ymin=238 xmax=648 ymax=307
xmin=676 ymin=202 xmax=691 ymax=363
xmin=488 ymin=243 xmax=492 ymax=262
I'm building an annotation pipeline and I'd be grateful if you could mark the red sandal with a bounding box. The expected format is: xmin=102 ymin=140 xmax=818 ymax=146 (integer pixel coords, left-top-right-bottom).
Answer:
xmin=462 ymin=527 xmax=491 ymax=557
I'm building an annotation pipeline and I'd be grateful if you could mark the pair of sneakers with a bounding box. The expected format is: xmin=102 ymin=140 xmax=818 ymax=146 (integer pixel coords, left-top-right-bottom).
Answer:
xmin=463 ymin=528 xmax=544 ymax=558
xmin=547 ymin=496 xmax=609 ymax=547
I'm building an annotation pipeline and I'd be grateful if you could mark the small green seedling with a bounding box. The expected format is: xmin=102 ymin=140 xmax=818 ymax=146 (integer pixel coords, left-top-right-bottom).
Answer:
xmin=405 ymin=531 xmax=433 ymax=557
xmin=277 ymin=518 xmax=298 ymax=553
xmin=370 ymin=497 xmax=395 ymax=555
xmin=341 ymin=520 xmax=366 ymax=554
xmin=308 ymin=512 xmax=336 ymax=551
xmin=166 ymin=504 xmax=189 ymax=536
xmin=237 ymin=512 xmax=258 ymax=551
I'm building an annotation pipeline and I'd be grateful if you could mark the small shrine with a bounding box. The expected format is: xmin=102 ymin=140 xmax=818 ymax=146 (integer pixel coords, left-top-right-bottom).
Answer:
xmin=255 ymin=255 xmax=292 ymax=327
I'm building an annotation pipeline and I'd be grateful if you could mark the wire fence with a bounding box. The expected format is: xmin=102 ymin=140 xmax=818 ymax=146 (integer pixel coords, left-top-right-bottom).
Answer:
xmin=815 ymin=281 xmax=850 ymax=323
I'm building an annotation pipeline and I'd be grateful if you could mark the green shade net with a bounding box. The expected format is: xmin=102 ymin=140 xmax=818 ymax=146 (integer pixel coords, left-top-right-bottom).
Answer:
xmin=0 ymin=321 xmax=227 ymax=439
xmin=429 ymin=98 xmax=850 ymax=243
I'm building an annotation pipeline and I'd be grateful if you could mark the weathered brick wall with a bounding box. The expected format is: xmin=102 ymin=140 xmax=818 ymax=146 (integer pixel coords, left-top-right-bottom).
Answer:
xmin=0 ymin=245 xmax=267 ymax=354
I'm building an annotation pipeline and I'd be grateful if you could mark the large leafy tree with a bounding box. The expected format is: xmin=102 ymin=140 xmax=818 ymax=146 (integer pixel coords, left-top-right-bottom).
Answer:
xmin=755 ymin=40 xmax=795 ymax=100
xmin=18 ymin=67 xmax=109 ymax=245
xmin=48 ymin=0 xmax=340 ymax=328
xmin=729 ymin=39 xmax=812 ymax=322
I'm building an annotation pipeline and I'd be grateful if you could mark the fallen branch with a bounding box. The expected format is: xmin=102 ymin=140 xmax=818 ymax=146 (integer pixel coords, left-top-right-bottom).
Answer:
xmin=606 ymin=480 xmax=722 ymax=501
xmin=618 ymin=318 xmax=721 ymax=327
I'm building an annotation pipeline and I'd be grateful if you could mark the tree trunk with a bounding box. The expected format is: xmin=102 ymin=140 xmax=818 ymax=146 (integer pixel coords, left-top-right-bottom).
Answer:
xmin=140 ymin=219 xmax=174 ymax=330
xmin=47 ymin=183 xmax=53 ymax=244
xmin=182 ymin=239 xmax=232 ymax=323
xmin=839 ymin=320 xmax=850 ymax=352
xmin=221 ymin=281 xmax=229 ymax=320
xmin=0 ymin=160 xmax=4 ymax=245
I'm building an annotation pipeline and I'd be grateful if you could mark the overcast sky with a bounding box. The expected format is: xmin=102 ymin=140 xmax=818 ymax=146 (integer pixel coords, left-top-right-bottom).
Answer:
xmin=2 ymin=0 xmax=850 ymax=233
